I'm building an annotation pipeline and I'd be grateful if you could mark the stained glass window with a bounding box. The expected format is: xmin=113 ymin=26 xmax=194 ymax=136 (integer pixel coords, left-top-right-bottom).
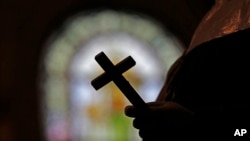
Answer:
xmin=41 ymin=10 xmax=184 ymax=141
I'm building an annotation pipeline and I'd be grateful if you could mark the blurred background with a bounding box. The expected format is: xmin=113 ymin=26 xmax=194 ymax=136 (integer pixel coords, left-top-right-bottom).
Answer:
xmin=0 ymin=0 xmax=214 ymax=141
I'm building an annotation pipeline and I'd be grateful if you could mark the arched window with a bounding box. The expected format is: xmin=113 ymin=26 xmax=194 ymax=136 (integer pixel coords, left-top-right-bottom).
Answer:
xmin=41 ymin=10 xmax=184 ymax=141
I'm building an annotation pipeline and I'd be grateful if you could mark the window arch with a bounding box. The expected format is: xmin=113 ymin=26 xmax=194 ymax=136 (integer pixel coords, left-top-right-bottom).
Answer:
xmin=41 ymin=10 xmax=184 ymax=141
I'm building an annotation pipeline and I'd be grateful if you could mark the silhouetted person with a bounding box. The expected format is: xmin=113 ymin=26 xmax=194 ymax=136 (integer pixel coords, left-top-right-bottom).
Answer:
xmin=125 ymin=0 xmax=250 ymax=140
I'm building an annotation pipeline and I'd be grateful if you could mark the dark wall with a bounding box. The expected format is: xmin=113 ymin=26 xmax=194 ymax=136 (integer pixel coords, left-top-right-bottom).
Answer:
xmin=0 ymin=0 xmax=213 ymax=140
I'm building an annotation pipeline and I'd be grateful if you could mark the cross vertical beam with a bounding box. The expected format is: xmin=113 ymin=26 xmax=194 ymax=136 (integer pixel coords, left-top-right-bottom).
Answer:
xmin=91 ymin=51 xmax=149 ymax=112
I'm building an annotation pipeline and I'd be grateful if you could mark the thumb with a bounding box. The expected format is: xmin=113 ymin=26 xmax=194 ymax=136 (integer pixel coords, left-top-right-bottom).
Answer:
xmin=124 ymin=102 xmax=165 ymax=117
xmin=124 ymin=105 xmax=137 ymax=117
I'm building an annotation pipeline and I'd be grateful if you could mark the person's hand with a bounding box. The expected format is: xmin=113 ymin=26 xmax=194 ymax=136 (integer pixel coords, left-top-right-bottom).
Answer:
xmin=124 ymin=101 xmax=194 ymax=140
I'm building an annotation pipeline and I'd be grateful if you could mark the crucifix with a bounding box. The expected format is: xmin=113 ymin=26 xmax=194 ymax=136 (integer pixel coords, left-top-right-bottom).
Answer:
xmin=91 ymin=51 xmax=149 ymax=112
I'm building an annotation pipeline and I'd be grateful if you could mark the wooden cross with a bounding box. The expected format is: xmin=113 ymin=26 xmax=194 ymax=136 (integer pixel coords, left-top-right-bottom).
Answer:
xmin=91 ymin=51 xmax=149 ymax=112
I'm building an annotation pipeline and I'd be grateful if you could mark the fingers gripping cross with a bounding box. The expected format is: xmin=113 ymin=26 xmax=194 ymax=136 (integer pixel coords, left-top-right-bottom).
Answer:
xmin=91 ymin=52 xmax=149 ymax=112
